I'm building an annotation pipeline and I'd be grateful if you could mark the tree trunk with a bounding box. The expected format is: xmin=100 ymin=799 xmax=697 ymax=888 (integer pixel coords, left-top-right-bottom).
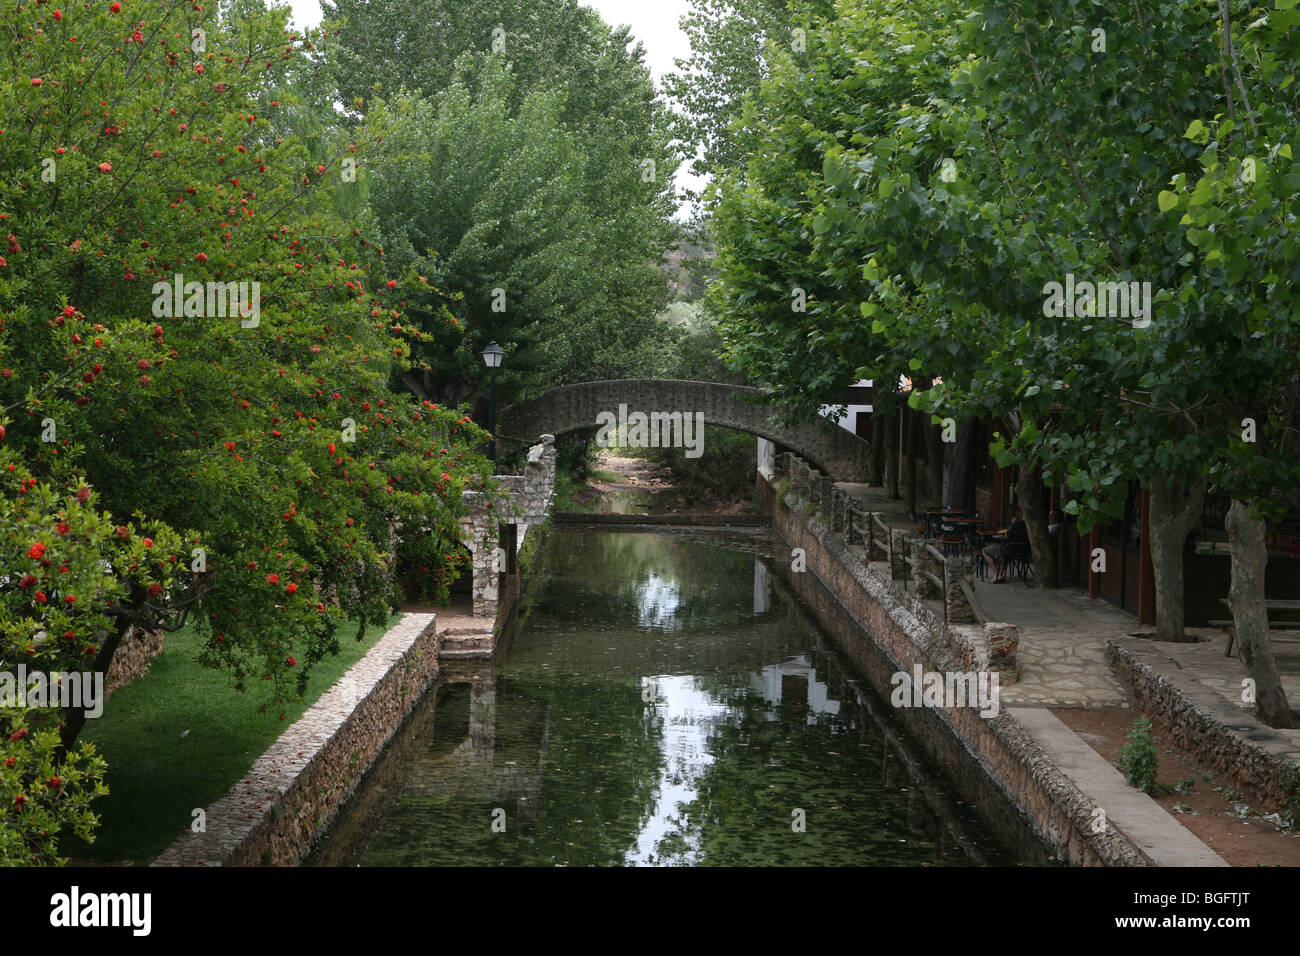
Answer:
xmin=58 ymin=609 xmax=137 ymax=759
xmin=944 ymin=418 xmax=976 ymax=513
xmin=1226 ymin=500 xmax=1291 ymax=727
xmin=903 ymin=402 xmax=917 ymax=515
xmin=1148 ymin=472 xmax=1206 ymax=642
xmin=871 ymin=406 xmax=887 ymax=487
xmin=1016 ymin=460 xmax=1057 ymax=588
xmin=865 ymin=408 xmax=882 ymax=485
xmin=884 ymin=408 xmax=899 ymax=499
xmin=923 ymin=414 xmax=944 ymax=505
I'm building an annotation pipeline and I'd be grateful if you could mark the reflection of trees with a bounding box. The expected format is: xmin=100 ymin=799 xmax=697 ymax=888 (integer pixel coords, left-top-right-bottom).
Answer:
xmin=535 ymin=530 xmax=779 ymax=631
xmin=316 ymin=526 xmax=1022 ymax=866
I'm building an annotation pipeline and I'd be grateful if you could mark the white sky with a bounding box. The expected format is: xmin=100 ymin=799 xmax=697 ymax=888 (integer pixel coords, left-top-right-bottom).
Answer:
xmin=284 ymin=0 xmax=707 ymax=210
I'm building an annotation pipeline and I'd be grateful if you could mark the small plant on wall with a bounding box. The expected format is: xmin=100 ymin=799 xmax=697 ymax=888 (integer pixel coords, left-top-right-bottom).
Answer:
xmin=1118 ymin=718 xmax=1159 ymax=793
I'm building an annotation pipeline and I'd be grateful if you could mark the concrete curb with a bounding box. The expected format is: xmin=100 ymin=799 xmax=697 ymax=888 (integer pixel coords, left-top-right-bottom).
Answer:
xmin=1011 ymin=707 xmax=1227 ymax=866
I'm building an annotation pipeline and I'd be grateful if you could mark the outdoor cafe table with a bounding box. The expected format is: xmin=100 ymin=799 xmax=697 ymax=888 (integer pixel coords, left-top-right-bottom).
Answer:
xmin=924 ymin=507 xmax=968 ymax=536
xmin=1218 ymin=598 xmax=1300 ymax=613
xmin=1218 ymin=599 xmax=1300 ymax=656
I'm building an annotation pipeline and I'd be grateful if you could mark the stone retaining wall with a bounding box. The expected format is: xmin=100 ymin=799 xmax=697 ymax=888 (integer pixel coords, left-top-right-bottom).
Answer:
xmin=759 ymin=469 xmax=1152 ymax=865
xmin=1107 ymin=637 xmax=1300 ymax=814
xmin=152 ymin=613 xmax=440 ymax=867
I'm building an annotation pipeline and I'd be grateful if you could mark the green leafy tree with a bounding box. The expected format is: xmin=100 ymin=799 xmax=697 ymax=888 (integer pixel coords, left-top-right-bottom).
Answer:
xmin=322 ymin=0 xmax=681 ymax=408
xmin=0 ymin=0 xmax=493 ymax=862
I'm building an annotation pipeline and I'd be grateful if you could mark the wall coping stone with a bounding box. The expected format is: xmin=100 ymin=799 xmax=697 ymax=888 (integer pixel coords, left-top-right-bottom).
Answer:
xmin=152 ymin=612 xmax=438 ymax=867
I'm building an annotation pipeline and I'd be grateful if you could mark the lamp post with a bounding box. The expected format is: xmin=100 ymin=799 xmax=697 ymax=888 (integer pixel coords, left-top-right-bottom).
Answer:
xmin=481 ymin=341 xmax=504 ymax=464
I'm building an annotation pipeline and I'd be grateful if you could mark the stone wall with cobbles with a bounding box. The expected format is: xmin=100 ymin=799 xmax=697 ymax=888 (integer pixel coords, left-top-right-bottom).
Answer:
xmin=1108 ymin=637 xmax=1300 ymax=813
xmin=759 ymin=464 xmax=1151 ymax=865
xmin=152 ymin=613 xmax=439 ymax=867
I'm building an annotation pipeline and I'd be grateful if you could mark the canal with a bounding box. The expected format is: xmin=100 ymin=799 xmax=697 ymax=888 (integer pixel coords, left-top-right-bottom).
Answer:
xmin=310 ymin=526 xmax=1043 ymax=866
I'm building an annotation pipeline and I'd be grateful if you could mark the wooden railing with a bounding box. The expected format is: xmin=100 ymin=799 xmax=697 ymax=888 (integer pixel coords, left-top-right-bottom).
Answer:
xmin=778 ymin=450 xmax=979 ymax=625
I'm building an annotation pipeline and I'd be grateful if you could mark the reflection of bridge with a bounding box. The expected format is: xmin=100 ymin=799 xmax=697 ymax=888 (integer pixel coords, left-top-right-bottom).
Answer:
xmin=498 ymin=379 xmax=872 ymax=481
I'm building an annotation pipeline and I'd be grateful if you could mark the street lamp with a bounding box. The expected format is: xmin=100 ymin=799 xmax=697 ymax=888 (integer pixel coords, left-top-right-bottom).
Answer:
xmin=481 ymin=341 xmax=504 ymax=463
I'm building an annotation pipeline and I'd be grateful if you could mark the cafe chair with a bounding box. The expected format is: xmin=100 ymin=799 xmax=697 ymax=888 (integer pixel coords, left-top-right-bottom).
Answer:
xmin=939 ymin=519 xmax=968 ymax=559
xmin=997 ymin=541 xmax=1034 ymax=585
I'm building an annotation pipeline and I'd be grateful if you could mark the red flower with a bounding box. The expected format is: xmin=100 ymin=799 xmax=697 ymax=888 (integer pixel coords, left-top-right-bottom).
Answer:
xmin=98 ymin=162 xmax=112 ymax=173
xmin=27 ymin=542 xmax=46 ymax=560
xmin=147 ymin=582 xmax=162 ymax=596
xmin=53 ymin=10 xmax=62 ymax=19
xmin=286 ymin=657 xmax=297 ymax=666
xmin=441 ymin=473 xmax=451 ymax=481
xmin=247 ymin=561 xmax=257 ymax=570
xmin=115 ymin=526 xmax=129 ymax=539
xmin=109 ymin=2 xmax=121 ymax=12
xmin=31 ymin=78 xmax=43 ymax=87
xmin=3 ymin=757 xmax=13 ymax=767
xmin=9 ymin=728 xmax=27 ymax=742
xmin=316 ymin=602 xmax=325 ymax=612
xmin=63 ymin=595 xmax=76 ymax=605
xmin=285 ymin=583 xmax=298 ymax=594
xmin=57 ymin=523 xmax=69 ymax=535
xmin=13 ymin=794 xmax=25 ymax=808
xmin=137 ymin=359 xmax=151 ymax=370
xmin=225 ymin=442 xmax=235 ymax=452
xmin=142 ymin=537 xmax=154 ymax=548
xmin=18 ymin=575 xmax=36 ymax=589
xmin=196 ymin=252 xmax=208 ymax=262
xmin=386 ymin=280 xmax=396 ymax=289
xmin=34 ymin=591 xmax=47 ymax=605
xmin=266 ymin=573 xmax=280 ymax=584
xmin=75 ymin=486 xmax=91 ymax=503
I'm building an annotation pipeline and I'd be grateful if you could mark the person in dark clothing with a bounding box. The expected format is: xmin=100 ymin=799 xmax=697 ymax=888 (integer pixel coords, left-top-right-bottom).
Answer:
xmin=983 ymin=507 xmax=1030 ymax=582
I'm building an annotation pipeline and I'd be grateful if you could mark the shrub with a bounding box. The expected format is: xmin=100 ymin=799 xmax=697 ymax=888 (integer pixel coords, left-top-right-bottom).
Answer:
xmin=1118 ymin=718 xmax=1158 ymax=793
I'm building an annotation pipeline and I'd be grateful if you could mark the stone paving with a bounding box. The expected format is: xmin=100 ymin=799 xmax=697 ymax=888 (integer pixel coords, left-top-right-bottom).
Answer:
xmin=836 ymin=479 xmax=1300 ymax=722
xmin=836 ymin=480 xmax=1136 ymax=708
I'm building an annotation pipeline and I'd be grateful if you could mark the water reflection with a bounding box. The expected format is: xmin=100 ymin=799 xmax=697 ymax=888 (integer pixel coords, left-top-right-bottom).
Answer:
xmin=310 ymin=529 xmax=1031 ymax=866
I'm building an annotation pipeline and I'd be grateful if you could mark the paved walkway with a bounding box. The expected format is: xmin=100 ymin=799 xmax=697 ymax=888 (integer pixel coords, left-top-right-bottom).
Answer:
xmin=835 ymin=481 xmax=1135 ymax=708
xmin=820 ymin=479 xmax=1280 ymax=863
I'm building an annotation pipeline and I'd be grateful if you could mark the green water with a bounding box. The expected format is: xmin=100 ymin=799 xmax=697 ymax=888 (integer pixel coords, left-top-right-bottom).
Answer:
xmin=311 ymin=528 xmax=1030 ymax=866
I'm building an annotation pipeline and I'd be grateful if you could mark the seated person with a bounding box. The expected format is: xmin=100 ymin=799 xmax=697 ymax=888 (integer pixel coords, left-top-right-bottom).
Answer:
xmin=983 ymin=508 xmax=1030 ymax=582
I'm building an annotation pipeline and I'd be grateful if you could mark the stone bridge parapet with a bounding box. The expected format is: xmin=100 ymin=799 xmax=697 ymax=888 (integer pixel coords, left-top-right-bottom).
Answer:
xmin=498 ymin=379 xmax=871 ymax=481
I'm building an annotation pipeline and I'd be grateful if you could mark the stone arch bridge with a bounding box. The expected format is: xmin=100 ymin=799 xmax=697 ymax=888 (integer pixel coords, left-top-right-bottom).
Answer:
xmin=498 ymin=379 xmax=871 ymax=481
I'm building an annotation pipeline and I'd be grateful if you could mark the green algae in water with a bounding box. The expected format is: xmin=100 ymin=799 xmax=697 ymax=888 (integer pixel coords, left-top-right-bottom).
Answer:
xmin=311 ymin=530 xmax=1025 ymax=866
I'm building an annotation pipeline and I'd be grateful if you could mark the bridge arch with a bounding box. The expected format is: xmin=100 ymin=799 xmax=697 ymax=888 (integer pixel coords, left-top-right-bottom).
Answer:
xmin=497 ymin=379 xmax=871 ymax=481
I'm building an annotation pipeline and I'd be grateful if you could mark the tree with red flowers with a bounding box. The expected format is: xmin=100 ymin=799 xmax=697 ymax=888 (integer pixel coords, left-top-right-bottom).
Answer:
xmin=0 ymin=0 xmax=494 ymax=861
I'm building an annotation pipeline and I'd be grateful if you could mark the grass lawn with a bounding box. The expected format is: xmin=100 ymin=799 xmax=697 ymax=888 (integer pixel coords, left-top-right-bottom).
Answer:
xmin=61 ymin=613 xmax=401 ymax=865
